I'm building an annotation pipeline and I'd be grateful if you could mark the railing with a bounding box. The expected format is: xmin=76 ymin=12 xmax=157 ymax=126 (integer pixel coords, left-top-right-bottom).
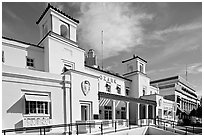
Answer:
xmin=2 ymin=118 xmax=202 ymax=135
xmin=2 ymin=119 xmax=133 ymax=135
xmin=153 ymin=117 xmax=202 ymax=135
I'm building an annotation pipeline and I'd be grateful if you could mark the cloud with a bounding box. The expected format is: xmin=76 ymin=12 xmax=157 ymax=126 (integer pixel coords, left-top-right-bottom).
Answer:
xmin=150 ymin=22 xmax=201 ymax=41
xmin=77 ymin=3 xmax=154 ymax=59
xmin=147 ymin=62 xmax=202 ymax=76
xmin=145 ymin=21 xmax=201 ymax=64
xmin=3 ymin=7 xmax=22 ymax=22
xmin=185 ymin=63 xmax=202 ymax=74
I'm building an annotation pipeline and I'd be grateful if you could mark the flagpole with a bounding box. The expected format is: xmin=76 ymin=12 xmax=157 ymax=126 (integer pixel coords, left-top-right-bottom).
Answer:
xmin=185 ymin=64 xmax=188 ymax=81
xmin=101 ymin=30 xmax=104 ymax=70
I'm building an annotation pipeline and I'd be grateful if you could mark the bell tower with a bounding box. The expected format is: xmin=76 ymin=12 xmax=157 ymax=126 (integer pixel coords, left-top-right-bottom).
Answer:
xmin=36 ymin=4 xmax=85 ymax=74
xmin=122 ymin=54 xmax=150 ymax=98
xmin=36 ymin=3 xmax=79 ymax=43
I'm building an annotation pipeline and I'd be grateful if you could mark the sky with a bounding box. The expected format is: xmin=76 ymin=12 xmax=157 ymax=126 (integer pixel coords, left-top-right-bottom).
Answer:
xmin=2 ymin=2 xmax=202 ymax=97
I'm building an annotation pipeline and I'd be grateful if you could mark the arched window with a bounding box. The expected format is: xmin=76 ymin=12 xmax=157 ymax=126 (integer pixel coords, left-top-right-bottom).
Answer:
xmin=60 ymin=24 xmax=68 ymax=38
xmin=60 ymin=24 xmax=70 ymax=39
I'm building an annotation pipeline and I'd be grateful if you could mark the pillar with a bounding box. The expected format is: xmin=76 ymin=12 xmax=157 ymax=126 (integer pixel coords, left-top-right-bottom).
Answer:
xmin=112 ymin=100 xmax=116 ymax=121
xmin=146 ymin=104 xmax=149 ymax=125
xmin=137 ymin=103 xmax=140 ymax=125
xmin=152 ymin=105 xmax=155 ymax=125
xmin=126 ymin=102 xmax=129 ymax=120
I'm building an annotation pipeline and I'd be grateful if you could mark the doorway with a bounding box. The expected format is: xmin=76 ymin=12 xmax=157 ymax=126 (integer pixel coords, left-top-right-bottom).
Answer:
xmin=81 ymin=105 xmax=89 ymax=121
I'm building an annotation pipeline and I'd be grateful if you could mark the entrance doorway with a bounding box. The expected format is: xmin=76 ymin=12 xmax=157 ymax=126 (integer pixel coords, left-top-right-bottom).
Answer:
xmin=81 ymin=105 xmax=89 ymax=121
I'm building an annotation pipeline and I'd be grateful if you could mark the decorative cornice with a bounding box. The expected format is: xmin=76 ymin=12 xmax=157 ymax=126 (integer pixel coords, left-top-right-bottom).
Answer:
xmin=2 ymin=36 xmax=43 ymax=49
xmin=37 ymin=31 xmax=85 ymax=52
xmin=2 ymin=72 xmax=66 ymax=84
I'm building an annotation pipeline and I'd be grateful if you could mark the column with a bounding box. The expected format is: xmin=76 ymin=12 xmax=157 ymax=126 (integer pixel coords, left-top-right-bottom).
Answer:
xmin=180 ymin=99 xmax=182 ymax=109
xmin=137 ymin=103 xmax=140 ymax=125
xmin=152 ymin=105 xmax=155 ymax=125
xmin=126 ymin=102 xmax=129 ymax=120
xmin=112 ymin=100 xmax=116 ymax=121
xmin=186 ymin=100 xmax=188 ymax=111
xmin=146 ymin=104 xmax=149 ymax=125
xmin=126 ymin=102 xmax=129 ymax=126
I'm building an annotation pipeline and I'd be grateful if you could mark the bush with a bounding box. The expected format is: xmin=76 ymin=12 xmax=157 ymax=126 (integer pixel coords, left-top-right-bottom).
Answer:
xmin=183 ymin=118 xmax=191 ymax=126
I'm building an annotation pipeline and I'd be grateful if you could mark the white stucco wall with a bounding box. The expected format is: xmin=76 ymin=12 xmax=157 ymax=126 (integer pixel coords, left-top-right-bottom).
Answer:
xmin=45 ymin=37 xmax=84 ymax=74
xmin=51 ymin=10 xmax=77 ymax=42
xmin=2 ymin=39 xmax=44 ymax=71
xmin=70 ymin=71 xmax=99 ymax=122
xmin=2 ymin=65 xmax=65 ymax=129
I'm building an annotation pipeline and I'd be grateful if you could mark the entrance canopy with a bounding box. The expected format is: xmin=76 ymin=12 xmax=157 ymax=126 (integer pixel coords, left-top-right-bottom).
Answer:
xmin=98 ymin=92 xmax=156 ymax=106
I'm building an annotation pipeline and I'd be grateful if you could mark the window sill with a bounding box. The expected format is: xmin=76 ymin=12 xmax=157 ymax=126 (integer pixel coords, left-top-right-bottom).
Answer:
xmin=26 ymin=66 xmax=35 ymax=70
xmin=23 ymin=114 xmax=50 ymax=117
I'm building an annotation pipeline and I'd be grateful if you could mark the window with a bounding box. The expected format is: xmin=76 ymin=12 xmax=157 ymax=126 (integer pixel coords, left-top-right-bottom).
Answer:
xmin=150 ymin=91 xmax=152 ymax=94
xmin=104 ymin=106 xmax=112 ymax=120
xmin=60 ymin=24 xmax=70 ymax=39
xmin=121 ymin=107 xmax=126 ymax=119
xmin=2 ymin=51 xmax=4 ymax=63
xmin=126 ymin=87 xmax=129 ymax=96
xmin=142 ymin=87 xmax=146 ymax=96
xmin=139 ymin=63 xmax=144 ymax=73
xmin=158 ymin=99 xmax=162 ymax=106
xmin=24 ymin=94 xmax=50 ymax=115
xmin=116 ymin=85 xmax=121 ymax=94
xmin=25 ymin=101 xmax=49 ymax=115
xmin=105 ymin=83 xmax=111 ymax=92
xmin=63 ymin=64 xmax=73 ymax=72
xmin=26 ymin=57 xmax=34 ymax=67
xmin=163 ymin=110 xmax=168 ymax=116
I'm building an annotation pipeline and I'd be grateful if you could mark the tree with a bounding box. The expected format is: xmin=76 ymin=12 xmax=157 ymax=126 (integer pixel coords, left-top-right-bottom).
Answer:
xmin=197 ymin=106 xmax=202 ymax=118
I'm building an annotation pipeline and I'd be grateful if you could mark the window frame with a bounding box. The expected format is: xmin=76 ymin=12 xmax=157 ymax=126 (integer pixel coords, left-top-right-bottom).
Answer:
xmin=26 ymin=56 xmax=35 ymax=68
xmin=116 ymin=85 xmax=121 ymax=94
xmin=60 ymin=21 xmax=70 ymax=39
xmin=105 ymin=82 xmax=111 ymax=92
xmin=24 ymin=100 xmax=50 ymax=116
xmin=139 ymin=63 xmax=144 ymax=73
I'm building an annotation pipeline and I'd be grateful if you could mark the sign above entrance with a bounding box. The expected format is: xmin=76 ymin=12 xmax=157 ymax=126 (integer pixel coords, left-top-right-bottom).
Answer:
xmin=81 ymin=80 xmax=90 ymax=96
xmin=99 ymin=75 xmax=117 ymax=84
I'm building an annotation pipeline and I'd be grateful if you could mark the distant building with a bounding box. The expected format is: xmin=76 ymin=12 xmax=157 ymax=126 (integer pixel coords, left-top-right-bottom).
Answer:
xmin=150 ymin=76 xmax=199 ymax=120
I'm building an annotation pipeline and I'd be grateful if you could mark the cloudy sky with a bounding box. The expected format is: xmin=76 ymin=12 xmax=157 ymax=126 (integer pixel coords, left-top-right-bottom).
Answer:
xmin=2 ymin=2 xmax=202 ymax=97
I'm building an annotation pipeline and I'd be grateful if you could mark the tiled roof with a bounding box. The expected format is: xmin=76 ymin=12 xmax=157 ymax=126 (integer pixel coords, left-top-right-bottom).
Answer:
xmin=36 ymin=3 xmax=79 ymax=24
xmin=122 ymin=55 xmax=147 ymax=63
xmin=2 ymin=36 xmax=43 ymax=49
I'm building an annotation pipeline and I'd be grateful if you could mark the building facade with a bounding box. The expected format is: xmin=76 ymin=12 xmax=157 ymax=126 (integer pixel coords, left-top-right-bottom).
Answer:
xmin=2 ymin=4 xmax=156 ymax=133
xmin=2 ymin=4 xmax=199 ymax=134
xmin=150 ymin=76 xmax=199 ymax=120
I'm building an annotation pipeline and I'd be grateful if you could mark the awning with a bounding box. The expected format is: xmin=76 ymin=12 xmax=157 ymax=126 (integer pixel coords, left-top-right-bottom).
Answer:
xmin=98 ymin=92 xmax=156 ymax=105
xmin=25 ymin=94 xmax=50 ymax=102
xmin=177 ymin=107 xmax=184 ymax=113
